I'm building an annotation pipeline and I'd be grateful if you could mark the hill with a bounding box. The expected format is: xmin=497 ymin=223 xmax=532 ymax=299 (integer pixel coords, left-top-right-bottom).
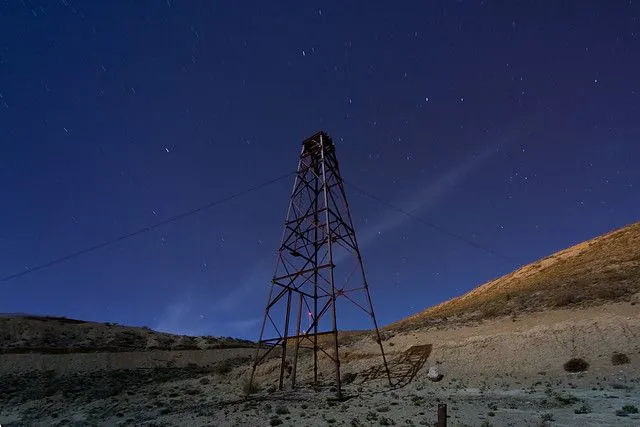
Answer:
xmin=389 ymin=221 xmax=640 ymax=331
xmin=0 ymin=314 xmax=255 ymax=353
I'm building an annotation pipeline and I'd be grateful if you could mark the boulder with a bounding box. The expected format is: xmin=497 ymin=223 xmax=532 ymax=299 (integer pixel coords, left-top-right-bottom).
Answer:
xmin=427 ymin=366 xmax=443 ymax=382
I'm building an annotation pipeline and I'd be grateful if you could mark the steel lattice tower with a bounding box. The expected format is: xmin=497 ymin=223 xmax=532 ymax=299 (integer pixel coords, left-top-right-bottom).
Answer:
xmin=250 ymin=131 xmax=391 ymax=397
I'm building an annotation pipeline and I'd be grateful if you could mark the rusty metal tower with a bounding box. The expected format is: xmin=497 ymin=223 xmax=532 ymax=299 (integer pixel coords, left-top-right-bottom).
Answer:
xmin=250 ymin=131 xmax=391 ymax=397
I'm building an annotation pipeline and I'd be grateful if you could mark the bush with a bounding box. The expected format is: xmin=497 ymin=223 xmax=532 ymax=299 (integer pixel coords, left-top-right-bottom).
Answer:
xmin=213 ymin=361 xmax=234 ymax=375
xmin=611 ymin=352 xmax=630 ymax=365
xmin=241 ymin=378 xmax=260 ymax=395
xmin=574 ymin=403 xmax=592 ymax=414
xmin=275 ymin=406 xmax=290 ymax=415
xmin=593 ymin=284 xmax=631 ymax=301
xmin=563 ymin=358 xmax=589 ymax=373
xmin=552 ymin=291 xmax=582 ymax=307
xmin=479 ymin=303 xmax=503 ymax=319
xmin=621 ymin=405 xmax=638 ymax=414
xmin=213 ymin=356 xmax=251 ymax=375
xmin=342 ymin=372 xmax=358 ymax=385
xmin=554 ymin=393 xmax=579 ymax=405
xmin=541 ymin=413 xmax=554 ymax=422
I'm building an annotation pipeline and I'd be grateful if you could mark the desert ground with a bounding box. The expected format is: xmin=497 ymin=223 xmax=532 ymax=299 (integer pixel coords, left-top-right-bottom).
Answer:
xmin=1 ymin=297 xmax=639 ymax=426
xmin=2 ymin=223 xmax=639 ymax=426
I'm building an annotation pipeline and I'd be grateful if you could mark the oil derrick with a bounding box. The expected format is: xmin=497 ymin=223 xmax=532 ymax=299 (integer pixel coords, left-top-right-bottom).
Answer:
xmin=250 ymin=131 xmax=391 ymax=397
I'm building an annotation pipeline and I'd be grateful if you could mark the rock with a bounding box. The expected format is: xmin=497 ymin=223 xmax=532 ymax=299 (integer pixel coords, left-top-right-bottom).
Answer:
xmin=427 ymin=366 xmax=443 ymax=382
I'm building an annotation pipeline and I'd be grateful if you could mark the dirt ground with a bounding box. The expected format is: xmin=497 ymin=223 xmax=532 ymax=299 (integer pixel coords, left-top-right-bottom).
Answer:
xmin=1 ymin=300 xmax=639 ymax=426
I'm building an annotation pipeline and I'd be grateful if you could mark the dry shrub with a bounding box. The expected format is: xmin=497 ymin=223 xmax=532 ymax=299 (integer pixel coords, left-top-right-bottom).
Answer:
xmin=214 ymin=361 xmax=234 ymax=375
xmin=591 ymin=284 xmax=632 ymax=301
xmin=213 ymin=356 xmax=251 ymax=375
xmin=342 ymin=372 xmax=357 ymax=385
xmin=564 ymin=358 xmax=589 ymax=373
xmin=241 ymin=377 xmax=260 ymax=395
xmin=479 ymin=302 xmax=505 ymax=319
xmin=552 ymin=290 xmax=582 ymax=308
xmin=611 ymin=352 xmax=630 ymax=365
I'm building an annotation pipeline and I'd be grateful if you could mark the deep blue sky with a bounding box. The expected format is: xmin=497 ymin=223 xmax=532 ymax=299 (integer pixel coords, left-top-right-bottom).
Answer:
xmin=1 ymin=1 xmax=638 ymax=339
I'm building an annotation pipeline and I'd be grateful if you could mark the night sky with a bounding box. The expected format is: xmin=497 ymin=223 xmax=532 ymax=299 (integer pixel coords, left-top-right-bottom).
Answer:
xmin=1 ymin=1 xmax=639 ymax=339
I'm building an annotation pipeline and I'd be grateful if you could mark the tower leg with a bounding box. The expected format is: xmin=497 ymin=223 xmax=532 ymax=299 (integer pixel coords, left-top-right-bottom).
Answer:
xmin=291 ymin=292 xmax=303 ymax=388
xmin=278 ymin=290 xmax=292 ymax=390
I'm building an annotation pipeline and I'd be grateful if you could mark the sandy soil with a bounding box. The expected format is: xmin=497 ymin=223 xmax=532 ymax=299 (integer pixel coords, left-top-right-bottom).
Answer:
xmin=2 ymin=300 xmax=639 ymax=426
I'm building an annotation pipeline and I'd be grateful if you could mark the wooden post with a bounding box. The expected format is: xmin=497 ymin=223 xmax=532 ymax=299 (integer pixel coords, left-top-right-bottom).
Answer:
xmin=437 ymin=403 xmax=447 ymax=427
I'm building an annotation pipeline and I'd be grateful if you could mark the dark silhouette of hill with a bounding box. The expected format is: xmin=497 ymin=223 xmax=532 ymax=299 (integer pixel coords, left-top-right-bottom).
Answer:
xmin=0 ymin=315 xmax=255 ymax=353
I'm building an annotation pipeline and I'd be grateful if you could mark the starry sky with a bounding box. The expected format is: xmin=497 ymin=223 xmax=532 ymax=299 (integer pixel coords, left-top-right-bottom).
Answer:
xmin=1 ymin=1 xmax=639 ymax=339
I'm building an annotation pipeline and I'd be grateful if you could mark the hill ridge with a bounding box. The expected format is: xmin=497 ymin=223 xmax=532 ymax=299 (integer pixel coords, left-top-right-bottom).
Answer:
xmin=0 ymin=315 xmax=255 ymax=354
xmin=390 ymin=221 xmax=640 ymax=331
